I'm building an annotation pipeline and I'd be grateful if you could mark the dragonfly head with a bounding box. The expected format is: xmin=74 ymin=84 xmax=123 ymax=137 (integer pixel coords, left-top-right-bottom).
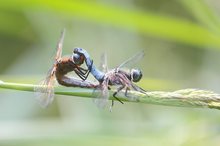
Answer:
xmin=72 ymin=52 xmax=85 ymax=65
xmin=130 ymin=69 xmax=142 ymax=82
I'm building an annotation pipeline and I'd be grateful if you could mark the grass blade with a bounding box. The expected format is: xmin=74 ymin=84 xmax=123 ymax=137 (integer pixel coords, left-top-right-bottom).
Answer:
xmin=1 ymin=80 xmax=220 ymax=110
xmin=1 ymin=0 xmax=220 ymax=48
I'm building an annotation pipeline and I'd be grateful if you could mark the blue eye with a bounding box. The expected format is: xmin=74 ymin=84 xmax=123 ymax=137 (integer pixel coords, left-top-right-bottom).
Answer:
xmin=131 ymin=69 xmax=142 ymax=82
xmin=72 ymin=53 xmax=84 ymax=65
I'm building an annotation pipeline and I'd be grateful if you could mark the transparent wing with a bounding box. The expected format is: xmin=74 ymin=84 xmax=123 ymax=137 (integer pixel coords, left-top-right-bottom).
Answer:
xmin=55 ymin=29 xmax=65 ymax=61
xmin=118 ymin=50 xmax=144 ymax=69
xmin=99 ymin=53 xmax=108 ymax=73
xmin=34 ymin=67 xmax=56 ymax=108
xmin=34 ymin=29 xmax=65 ymax=107
xmin=93 ymin=78 xmax=110 ymax=108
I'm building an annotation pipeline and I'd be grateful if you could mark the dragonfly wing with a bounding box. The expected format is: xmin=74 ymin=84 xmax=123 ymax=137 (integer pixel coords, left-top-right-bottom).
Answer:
xmin=118 ymin=50 xmax=144 ymax=69
xmin=34 ymin=30 xmax=65 ymax=108
xmin=55 ymin=29 xmax=65 ymax=61
xmin=93 ymin=78 xmax=109 ymax=108
xmin=99 ymin=52 xmax=108 ymax=73
xmin=34 ymin=66 xmax=56 ymax=108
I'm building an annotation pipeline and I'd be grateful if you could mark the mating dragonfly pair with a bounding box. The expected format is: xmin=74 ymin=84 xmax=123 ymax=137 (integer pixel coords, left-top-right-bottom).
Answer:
xmin=35 ymin=30 xmax=146 ymax=109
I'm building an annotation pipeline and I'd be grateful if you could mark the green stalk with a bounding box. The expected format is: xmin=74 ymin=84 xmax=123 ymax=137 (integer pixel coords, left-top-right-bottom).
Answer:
xmin=0 ymin=80 xmax=220 ymax=110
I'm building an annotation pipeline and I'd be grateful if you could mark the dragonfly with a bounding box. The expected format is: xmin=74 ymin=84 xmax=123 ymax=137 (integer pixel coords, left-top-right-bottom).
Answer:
xmin=34 ymin=30 xmax=97 ymax=108
xmin=74 ymin=48 xmax=146 ymax=109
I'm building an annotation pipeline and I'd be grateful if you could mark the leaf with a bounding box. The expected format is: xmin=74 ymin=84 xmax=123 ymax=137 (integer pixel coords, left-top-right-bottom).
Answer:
xmin=1 ymin=0 xmax=220 ymax=49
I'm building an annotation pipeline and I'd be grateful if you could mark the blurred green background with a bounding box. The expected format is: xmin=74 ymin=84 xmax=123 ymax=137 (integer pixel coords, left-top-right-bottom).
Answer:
xmin=1 ymin=0 xmax=220 ymax=145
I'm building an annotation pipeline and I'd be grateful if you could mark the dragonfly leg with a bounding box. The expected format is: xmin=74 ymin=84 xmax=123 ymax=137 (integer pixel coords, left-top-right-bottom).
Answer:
xmin=109 ymin=100 xmax=114 ymax=112
xmin=81 ymin=60 xmax=93 ymax=81
xmin=75 ymin=66 xmax=88 ymax=75
xmin=77 ymin=66 xmax=88 ymax=72
xmin=83 ymin=74 xmax=89 ymax=81
xmin=112 ymin=100 xmax=114 ymax=107
xmin=113 ymin=96 xmax=124 ymax=104
xmin=113 ymin=85 xmax=125 ymax=104
xmin=113 ymin=85 xmax=125 ymax=97
xmin=75 ymin=69 xmax=88 ymax=81
xmin=125 ymin=87 xmax=130 ymax=97
xmin=75 ymin=60 xmax=93 ymax=81
xmin=75 ymin=60 xmax=93 ymax=76
xmin=75 ymin=70 xmax=86 ymax=80
xmin=131 ymin=83 xmax=147 ymax=94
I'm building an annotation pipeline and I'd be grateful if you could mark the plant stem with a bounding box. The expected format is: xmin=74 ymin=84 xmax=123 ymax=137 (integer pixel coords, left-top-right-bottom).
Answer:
xmin=0 ymin=80 xmax=220 ymax=110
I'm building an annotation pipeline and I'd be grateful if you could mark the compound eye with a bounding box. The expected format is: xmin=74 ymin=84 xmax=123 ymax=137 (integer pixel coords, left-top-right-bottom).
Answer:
xmin=73 ymin=48 xmax=83 ymax=54
xmin=131 ymin=69 xmax=142 ymax=82
xmin=72 ymin=53 xmax=84 ymax=65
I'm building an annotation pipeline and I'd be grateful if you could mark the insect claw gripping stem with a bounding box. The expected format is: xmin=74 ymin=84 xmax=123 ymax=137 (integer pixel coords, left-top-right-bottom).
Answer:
xmin=112 ymin=100 xmax=114 ymax=107
xmin=125 ymin=87 xmax=130 ymax=97
xmin=109 ymin=100 xmax=114 ymax=112
xmin=113 ymin=92 xmax=124 ymax=104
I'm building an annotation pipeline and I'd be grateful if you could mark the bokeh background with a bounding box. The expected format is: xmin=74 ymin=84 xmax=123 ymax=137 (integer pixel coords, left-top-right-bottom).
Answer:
xmin=1 ymin=0 xmax=220 ymax=145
